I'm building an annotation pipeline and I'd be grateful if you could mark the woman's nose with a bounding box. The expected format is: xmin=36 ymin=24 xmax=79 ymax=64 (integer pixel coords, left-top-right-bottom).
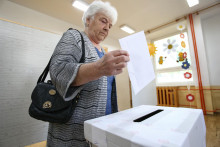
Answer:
xmin=104 ymin=24 xmax=110 ymax=32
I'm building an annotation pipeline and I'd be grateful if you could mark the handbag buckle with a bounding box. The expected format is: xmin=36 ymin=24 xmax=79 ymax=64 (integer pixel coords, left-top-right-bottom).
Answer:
xmin=43 ymin=101 xmax=52 ymax=109
xmin=49 ymin=89 xmax=56 ymax=95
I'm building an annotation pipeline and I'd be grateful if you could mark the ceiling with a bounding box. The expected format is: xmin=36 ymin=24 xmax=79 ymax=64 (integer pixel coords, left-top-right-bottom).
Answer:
xmin=8 ymin=0 xmax=220 ymax=41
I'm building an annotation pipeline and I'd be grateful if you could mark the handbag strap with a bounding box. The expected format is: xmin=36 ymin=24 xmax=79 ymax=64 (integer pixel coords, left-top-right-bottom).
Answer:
xmin=37 ymin=29 xmax=85 ymax=83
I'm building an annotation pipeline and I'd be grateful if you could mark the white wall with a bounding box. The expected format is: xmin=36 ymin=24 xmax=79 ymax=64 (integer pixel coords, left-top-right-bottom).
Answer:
xmin=187 ymin=15 xmax=211 ymax=87
xmin=186 ymin=5 xmax=220 ymax=87
xmin=201 ymin=7 xmax=220 ymax=86
xmin=0 ymin=19 xmax=61 ymax=147
xmin=0 ymin=0 xmax=79 ymax=34
xmin=132 ymin=79 xmax=157 ymax=107
xmin=0 ymin=0 xmax=120 ymax=51
xmin=131 ymin=55 xmax=157 ymax=107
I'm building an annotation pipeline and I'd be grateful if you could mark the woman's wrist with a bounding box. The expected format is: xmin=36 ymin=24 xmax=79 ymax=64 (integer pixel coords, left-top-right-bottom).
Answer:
xmin=72 ymin=62 xmax=102 ymax=86
xmin=92 ymin=61 xmax=103 ymax=78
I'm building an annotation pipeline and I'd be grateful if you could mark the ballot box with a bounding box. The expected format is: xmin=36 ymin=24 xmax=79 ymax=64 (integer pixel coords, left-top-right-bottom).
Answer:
xmin=84 ymin=105 xmax=206 ymax=147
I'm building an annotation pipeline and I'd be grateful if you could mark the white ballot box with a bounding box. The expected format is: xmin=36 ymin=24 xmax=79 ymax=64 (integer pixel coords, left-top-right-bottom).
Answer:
xmin=84 ymin=105 xmax=206 ymax=147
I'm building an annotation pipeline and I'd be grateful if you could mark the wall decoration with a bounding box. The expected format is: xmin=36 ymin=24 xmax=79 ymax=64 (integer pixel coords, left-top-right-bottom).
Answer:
xmin=148 ymin=43 xmax=157 ymax=56
xmin=182 ymin=59 xmax=190 ymax=69
xmin=178 ymin=52 xmax=185 ymax=62
xmin=180 ymin=33 xmax=185 ymax=39
xmin=163 ymin=39 xmax=178 ymax=54
xmin=181 ymin=41 xmax=186 ymax=48
xmin=177 ymin=52 xmax=187 ymax=62
xmin=186 ymin=94 xmax=195 ymax=102
xmin=158 ymin=56 xmax=166 ymax=65
xmin=103 ymin=47 xmax=108 ymax=53
xmin=177 ymin=24 xmax=185 ymax=31
xmin=183 ymin=52 xmax=187 ymax=58
xmin=184 ymin=72 xmax=192 ymax=79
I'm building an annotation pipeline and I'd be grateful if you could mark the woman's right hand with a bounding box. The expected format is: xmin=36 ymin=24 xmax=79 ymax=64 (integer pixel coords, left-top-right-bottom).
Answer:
xmin=95 ymin=50 xmax=130 ymax=76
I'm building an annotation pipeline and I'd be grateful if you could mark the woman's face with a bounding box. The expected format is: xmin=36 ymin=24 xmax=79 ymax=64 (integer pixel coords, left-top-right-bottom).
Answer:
xmin=86 ymin=13 xmax=112 ymax=44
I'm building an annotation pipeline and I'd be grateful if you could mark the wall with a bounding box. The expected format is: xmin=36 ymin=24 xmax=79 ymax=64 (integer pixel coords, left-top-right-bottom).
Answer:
xmin=0 ymin=19 xmax=61 ymax=147
xmin=177 ymin=86 xmax=220 ymax=113
xmin=132 ymin=79 xmax=157 ymax=107
xmin=0 ymin=0 xmax=79 ymax=35
xmin=186 ymin=14 xmax=214 ymax=113
xmin=211 ymin=86 xmax=220 ymax=112
xmin=201 ymin=7 xmax=220 ymax=86
xmin=187 ymin=15 xmax=210 ymax=87
xmin=0 ymin=0 xmax=120 ymax=50
xmin=185 ymin=5 xmax=220 ymax=113
xmin=187 ymin=5 xmax=220 ymax=86
xmin=200 ymin=6 xmax=220 ymax=112
xmin=115 ymin=68 xmax=131 ymax=111
xmin=156 ymin=85 xmax=220 ymax=113
xmin=131 ymin=55 xmax=157 ymax=107
xmin=0 ymin=0 xmax=131 ymax=146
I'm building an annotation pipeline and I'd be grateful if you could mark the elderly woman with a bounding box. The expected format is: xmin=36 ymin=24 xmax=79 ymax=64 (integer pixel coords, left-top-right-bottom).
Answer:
xmin=47 ymin=1 xmax=129 ymax=147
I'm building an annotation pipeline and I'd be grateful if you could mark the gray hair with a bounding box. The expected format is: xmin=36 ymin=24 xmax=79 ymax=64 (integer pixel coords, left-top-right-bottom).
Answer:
xmin=82 ymin=0 xmax=118 ymax=27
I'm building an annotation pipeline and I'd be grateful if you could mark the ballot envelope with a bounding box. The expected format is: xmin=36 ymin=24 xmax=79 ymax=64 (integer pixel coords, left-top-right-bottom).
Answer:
xmin=84 ymin=105 xmax=206 ymax=147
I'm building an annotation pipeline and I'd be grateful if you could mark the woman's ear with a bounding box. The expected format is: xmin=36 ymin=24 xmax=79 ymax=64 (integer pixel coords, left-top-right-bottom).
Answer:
xmin=86 ymin=18 xmax=90 ymax=27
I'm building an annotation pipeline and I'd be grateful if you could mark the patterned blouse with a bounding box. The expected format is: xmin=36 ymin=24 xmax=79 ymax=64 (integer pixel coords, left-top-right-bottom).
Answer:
xmin=95 ymin=48 xmax=115 ymax=115
xmin=47 ymin=29 xmax=118 ymax=147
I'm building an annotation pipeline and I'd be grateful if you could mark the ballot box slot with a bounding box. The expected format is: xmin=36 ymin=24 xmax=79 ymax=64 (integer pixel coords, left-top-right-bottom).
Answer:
xmin=133 ymin=109 xmax=164 ymax=122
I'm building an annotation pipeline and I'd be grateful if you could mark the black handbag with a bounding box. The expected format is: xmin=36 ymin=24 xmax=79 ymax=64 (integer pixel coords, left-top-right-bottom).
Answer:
xmin=29 ymin=29 xmax=85 ymax=123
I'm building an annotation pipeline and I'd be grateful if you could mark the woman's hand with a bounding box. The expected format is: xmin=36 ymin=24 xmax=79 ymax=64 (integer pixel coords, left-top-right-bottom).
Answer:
xmin=95 ymin=50 xmax=130 ymax=76
xmin=72 ymin=50 xmax=129 ymax=86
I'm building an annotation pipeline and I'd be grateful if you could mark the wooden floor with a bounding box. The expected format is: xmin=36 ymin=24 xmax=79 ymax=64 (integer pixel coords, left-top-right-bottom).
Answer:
xmin=25 ymin=113 xmax=220 ymax=147
xmin=25 ymin=141 xmax=46 ymax=147
xmin=205 ymin=113 xmax=220 ymax=147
